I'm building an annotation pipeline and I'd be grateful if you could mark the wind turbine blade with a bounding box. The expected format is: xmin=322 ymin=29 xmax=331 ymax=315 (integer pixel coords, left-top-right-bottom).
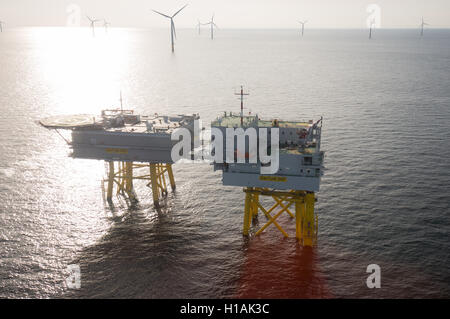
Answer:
xmin=86 ymin=16 xmax=93 ymax=22
xmin=172 ymin=4 xmax=188 ymax=18
xmin=213 ymin=23 xmax=219 ymax=29
xmin=172 ymin=20 xmax=177 ymax=39
xmin=152 ymin=10 xmax=171 ymax=19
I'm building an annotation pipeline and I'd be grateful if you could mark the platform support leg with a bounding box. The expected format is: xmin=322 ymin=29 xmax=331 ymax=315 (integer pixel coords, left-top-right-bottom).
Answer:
xmin=125 ymin=162 xmax=136 ymax=201
xmin=106 ymin=161 xmax=114 ymax=201
xmin=157 ymin=164 xmax=168 ymax=196
xmin=167 ymin=164 xmax=176 ymax=191
xmin=252 ymin=193 xmax=259 ymax=219
xmin=295 ymin=197 xmax=303 ymax=241
xmin=116 ymin=162 xmax=123 ymax=195
xmin=149 ymin=163 xmax=160 ymax=207
xmin=303 ymin=193 xmax=316 ymax=247
xmin=103 ymin=161 xmax=177 ymax=208
xmin=241 ymin=188 xmax=317 ymax=246
xmin=243 ymin=190 xmax=252 ymax=236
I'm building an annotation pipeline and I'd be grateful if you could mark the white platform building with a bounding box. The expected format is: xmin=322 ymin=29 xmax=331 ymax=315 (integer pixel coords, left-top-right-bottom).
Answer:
xmin=210 ymin=112 xmax=325 ymax=246
xmin=211 ymin=113 xmax=324 ymax=192
xmin=40 ymin=109 xmax=200 ymax=207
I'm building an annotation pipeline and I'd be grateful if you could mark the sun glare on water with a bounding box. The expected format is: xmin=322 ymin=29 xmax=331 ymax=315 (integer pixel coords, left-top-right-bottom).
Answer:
xmin=29 ymin=27 xmax=132 ymax=115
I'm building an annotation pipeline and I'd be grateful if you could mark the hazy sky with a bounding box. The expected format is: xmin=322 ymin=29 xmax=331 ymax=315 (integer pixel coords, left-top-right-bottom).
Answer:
xmin=0 ymin=0 xmax=449 ymax=29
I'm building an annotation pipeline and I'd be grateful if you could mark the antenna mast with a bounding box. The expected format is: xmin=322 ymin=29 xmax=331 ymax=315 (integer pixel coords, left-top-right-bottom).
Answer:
xmin=120 ymin=91 xmax=123 ymax=113
xmin=235 ymin=85 xmax=249 ymax=127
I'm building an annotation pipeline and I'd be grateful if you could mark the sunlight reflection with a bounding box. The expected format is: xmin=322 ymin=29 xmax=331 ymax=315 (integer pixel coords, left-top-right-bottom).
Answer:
xmin=30 ymin=27 xmax=132 ymax=115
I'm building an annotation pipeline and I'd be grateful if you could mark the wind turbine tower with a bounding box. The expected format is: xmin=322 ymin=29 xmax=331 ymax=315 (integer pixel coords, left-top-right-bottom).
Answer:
xmin=0 ymin=21 xmax=4 ymax=33
xmin=104 ymin=20 xmax=110 ymax=33
xmin=197 ymin=19 xmax=202 ymax=35
xmin=87 ymin=16 xmax=101 ymax=37
xmin=369 ymin=18 xmax=375 ymax=39
xmin=299 ymin=20 xmax=307 ymax=36
xmin=204 ymin=14 xmax=218 ymax=40
xmin=152 ymin=4 xmax=188 ymax=52
xmin=420 ymin=17 xmax=429 ymax=36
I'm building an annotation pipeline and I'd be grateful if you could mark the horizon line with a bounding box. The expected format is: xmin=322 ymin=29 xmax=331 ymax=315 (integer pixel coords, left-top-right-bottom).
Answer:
xmin=2 ymin=26 xmax=450 ymax=30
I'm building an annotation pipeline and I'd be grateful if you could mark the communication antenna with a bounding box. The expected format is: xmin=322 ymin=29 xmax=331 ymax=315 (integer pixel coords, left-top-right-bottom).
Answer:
xmin=120 ymin=91 xmax=123 ymax=113
xmin=234 ymin=86 xmax=249 ymax=126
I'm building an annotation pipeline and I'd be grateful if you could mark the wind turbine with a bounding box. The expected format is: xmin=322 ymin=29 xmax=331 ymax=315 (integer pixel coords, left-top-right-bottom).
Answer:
xmin=369 ymin=18 xmax=375 ymax=39
xmin=103 ymin=20 xmax=110 ymax=33
xmin=0 ymin=21 xmax=4 ymax=33
xmin=420 ymin=17 xmax=429 ymax=36
xmin=203 ymin=14 xmax=218 ymax=40
xmin=152 ymin=4 xmax=188 ymax=52
xmin=87 ymin=16 xmax=101 ymax=37
xmin=298 ymin=20 xmax=307 ymax=36
xmin=196 ymin=19 xmax=202 ymax=35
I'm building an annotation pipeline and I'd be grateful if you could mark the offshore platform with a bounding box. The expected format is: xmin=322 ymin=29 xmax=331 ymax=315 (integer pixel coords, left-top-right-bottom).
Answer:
xmin=40 ymin=103 xmax=199 ymax=208
xmin=211 ymin=87 xmax=324 ymax=246
xmin=39 ymin=88 xmax=324 ymax=247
